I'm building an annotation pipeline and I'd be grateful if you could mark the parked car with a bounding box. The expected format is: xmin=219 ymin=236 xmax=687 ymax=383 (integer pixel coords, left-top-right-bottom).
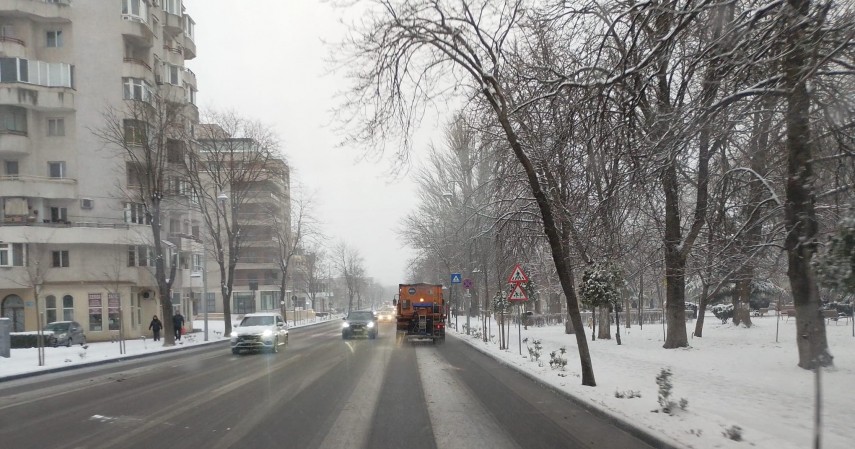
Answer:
xmin=230 ymin=313 xmax=288 ymax=354
xmin=43 ymin=321 xmax=86 ymax=347
xmin=342 ymin=310 xmax=378 ymax=339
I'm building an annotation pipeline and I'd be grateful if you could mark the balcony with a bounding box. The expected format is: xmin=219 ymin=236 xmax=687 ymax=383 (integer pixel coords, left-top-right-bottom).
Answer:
xmin=158 ymin=82 xmax=186 ymax=104
xmin=0 ymin=221 xmax=151 ymax=246
xmin=182 ymin=33 xmax=196 ymax=60
xmin=183 ymin=68 xmax=196 ymax=89
xmin=0 ymin=131 xmax=29 ymax=155
xmin=120 ymin=15 xmax=154 ymax=47
xmin=163 ymin=11 xmax=182 ymax=37
xmin=0 ymin=85 xmax=75 ymax=111
xmin=0 ymin=175 xmax=77 ymax=198
xmin=0 ymin=36 xmax=26 ymax=59
xmin=123 ymin=57 xmax=153 ymax=81
xmin=0 ymin=0 xmax=72 ymax=22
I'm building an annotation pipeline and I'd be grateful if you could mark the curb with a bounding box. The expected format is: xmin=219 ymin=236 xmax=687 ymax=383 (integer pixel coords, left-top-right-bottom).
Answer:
xmin=448 ymin=331 xmax=684 ymax=449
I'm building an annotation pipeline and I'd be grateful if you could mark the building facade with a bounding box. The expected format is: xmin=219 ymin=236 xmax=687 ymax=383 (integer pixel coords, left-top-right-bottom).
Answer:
xmin=0 ymin=0 xmax=200 ymax=340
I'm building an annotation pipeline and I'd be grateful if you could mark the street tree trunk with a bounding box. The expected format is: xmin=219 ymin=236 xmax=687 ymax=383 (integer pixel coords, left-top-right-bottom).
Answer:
xmin=782 ymin=0 xmax=832 ymax=369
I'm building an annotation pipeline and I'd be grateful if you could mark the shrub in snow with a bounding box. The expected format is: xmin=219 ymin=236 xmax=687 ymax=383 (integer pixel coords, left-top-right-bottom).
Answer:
xmin=615 ymin=390 xmax=642 ymax=399
xmin=548 ymin=347 xmax=568 ymax=370
xmin=814 ymin=213 xmax=855 ymax=292
xmin=654 ymin=368 xmax=688 ymax=414
xmin=526 ymin=339 xmax=542 ymax=362
xmin=723 ymin=425 xmax=743 ymax=441
xmin=578 ymin=263 xmax=623 ymax=310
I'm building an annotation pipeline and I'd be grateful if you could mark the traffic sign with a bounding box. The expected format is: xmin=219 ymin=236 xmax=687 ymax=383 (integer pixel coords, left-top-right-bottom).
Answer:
xmin=508 ymin=284 xmax=528 ymax=302
xmin=451 ymin=273 xmax=462 ymax=284
xmin=507 ymin=264 xmax=529 ymax=284
xmin=463 ymin=278 xmax=473 ymax=289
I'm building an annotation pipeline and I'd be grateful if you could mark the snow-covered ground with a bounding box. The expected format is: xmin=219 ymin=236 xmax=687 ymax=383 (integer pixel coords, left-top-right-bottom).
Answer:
xmin=449 ymin=313 xmax=854 ymax=449
xmin=2 ymin=314 xmax=852 ymax=449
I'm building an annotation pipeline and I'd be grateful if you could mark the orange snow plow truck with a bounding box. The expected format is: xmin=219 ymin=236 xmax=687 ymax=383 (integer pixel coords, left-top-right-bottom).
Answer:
xmin=394 ymin=283 xmax=446 ymax=344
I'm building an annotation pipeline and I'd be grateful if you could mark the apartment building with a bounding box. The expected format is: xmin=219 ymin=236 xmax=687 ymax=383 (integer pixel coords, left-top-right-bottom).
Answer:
xmin=193 ymin=129 xmax=292 ymax=317
xmin=0 ymin=0 xmax=201 ymax=340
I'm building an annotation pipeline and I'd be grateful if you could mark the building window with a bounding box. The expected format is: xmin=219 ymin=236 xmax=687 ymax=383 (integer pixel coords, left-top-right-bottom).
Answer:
xmin=88 ymin=293 xmax=102 ymax=331
xmin=0 ymin=243 xmax=24 ymax=267
xmin=49 ymin=207 xmax=67 ymax=223
xmin=187 ymin=87 xmax=196 ymax=105
xmin=62 ymin=295 xmax=74 ymax=321
xmin=46 ymin=30 xmax=62 ymax=48
xmin=123 ymin=119 xmax=147 ymax=145
xmin=233 ymin=292 xmax=255 ymax=314
xmin=122 ymin=0 xmax=148 ymax=22
xmin=4 ymin=160 xmax=18 ymax=176
xmin=128 ymin=245 xmax=151 ymax=267
xmin=184 ymin=15 xmax=195 ymax=39
xmin=48 ymin=161 xmax=66 ymax=178
xmin=166 ymin=139 xmax=184 ymax=162
xmin=0 ymin=105 xmax=27 ymax=135
xmin=0 ymin=57 xmax=72 ymax=87
xmin=52 ymin=250 xmax=69 ymax=268
xmin=260 ymin=291 xmax=279 ymax=311
xmin=47 ymin=118 xmax=65 ymax=136
xmin=164 ymin=64 xmax=181 ymax=85
xmin=45 ymin=295 xmax=57 ymax=324
xmin=108 ymin=293 xmax=120 ymax=331
xmin=124 ymin=202 xmax=149 ymax=224
xmin=205 ymin=292 xmax=216 ymax=312
xmin=164 ymin=0 xmax=182 ymax=16
xmin=122 ymin=77 xmax=152 ymax=102
xmin=192 ymin=253 xmax=202 ymax=272
xmin=126 ymin=162 xmax=144 ymax=187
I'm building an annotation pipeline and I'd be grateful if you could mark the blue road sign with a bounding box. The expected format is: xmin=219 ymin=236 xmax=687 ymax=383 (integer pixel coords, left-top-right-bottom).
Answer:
xmin=451 ymin=273 xmax=462 ymax=284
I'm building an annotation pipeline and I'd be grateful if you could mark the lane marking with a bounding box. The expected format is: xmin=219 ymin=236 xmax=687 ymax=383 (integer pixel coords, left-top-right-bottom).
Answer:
xmin=416 ymin=347 xmax=521 ymax=449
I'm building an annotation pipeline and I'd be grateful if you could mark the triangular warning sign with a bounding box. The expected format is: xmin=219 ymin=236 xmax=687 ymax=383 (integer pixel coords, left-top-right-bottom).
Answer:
xmin=508 ymin=284 xmax=528 ymax=302
xmin=507 ymin=264 xmax=529 ymax=284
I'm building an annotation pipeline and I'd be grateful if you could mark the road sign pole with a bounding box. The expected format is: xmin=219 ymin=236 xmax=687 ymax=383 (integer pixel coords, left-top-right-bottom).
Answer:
xmin=518 ymin=304 xmax=522 ymax=355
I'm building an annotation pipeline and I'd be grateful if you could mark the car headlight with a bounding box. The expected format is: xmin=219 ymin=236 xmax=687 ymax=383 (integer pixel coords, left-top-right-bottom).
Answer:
xmin=342 ymin=322 xmax=350 ymax=328
xmin=230 ymin=331 xmax=238 ymax=338
xmin=262 ymin=329 xmax=273 ymax=337
xmin=59 ymin=333 xmax=68 ymax=338
xmin=367 ymin=322 xmax=375 ymax=328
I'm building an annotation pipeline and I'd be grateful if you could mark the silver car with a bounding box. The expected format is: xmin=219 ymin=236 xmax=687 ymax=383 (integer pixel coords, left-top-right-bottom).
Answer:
xmin=43 ymin=321 xmax=86 ymax=347
xmin=230 ymin=313 xmax=289 ymax=354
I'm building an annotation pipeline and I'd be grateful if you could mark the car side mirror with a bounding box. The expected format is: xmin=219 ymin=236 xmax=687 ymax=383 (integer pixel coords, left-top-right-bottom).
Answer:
xmin=277 ymin=322 xmax=284 ymax=327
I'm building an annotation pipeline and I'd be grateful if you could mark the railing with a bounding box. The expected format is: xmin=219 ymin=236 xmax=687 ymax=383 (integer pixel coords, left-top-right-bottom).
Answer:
xmin=0 ymin=36 xmax=25 ymax=46
xmin=0 ymin=174 xmax=74 ymax=182
xmin=123 ymin=57 xmax=152 ymax=72
xmin=163 ymin=44 xmax=183 ymax=54
xmin=0 ymin=220 xmax=130 ymax=229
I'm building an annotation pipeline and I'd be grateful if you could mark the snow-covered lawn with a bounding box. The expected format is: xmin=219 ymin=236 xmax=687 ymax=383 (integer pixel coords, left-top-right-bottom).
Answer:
xmin=449 ymin=314 xmax=854 ymax=449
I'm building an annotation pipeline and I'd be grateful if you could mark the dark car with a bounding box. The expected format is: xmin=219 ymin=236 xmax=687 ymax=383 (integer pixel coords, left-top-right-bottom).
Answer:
xmin=342 ymin=310 xmax=378 ymax=339
xmin=43 ymin=321 xmax=86 ymax=347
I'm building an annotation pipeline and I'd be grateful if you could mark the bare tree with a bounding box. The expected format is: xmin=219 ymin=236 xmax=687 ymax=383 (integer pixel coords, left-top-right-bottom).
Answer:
xmin=185 ymin=111 xmax=285 ymax=336
xmin=93 ymin=94 xmax=189 ymax=346
xmin=331 ymin=242 xmax=365 ymax=312
xmin=339 ymin=0 xmax=597 ymax=386
xmin=271 ymin=185 xmax=321 ymax=321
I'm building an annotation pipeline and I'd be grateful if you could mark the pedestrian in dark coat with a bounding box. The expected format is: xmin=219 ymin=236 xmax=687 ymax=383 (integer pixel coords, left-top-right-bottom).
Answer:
xmin=173 ymin=312 xmax=185 ymax=340
xmin=149 ymin=316 xmax=163 ymax=341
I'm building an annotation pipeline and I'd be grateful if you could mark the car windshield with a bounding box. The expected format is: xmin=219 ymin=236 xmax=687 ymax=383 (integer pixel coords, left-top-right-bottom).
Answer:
xmin=240 ymin=316 xmax=274 ymax=326
xmin=43 ymin=323 xmax=69 ymax=332
xmin=347 ymin=312 xmax=374 ymax=321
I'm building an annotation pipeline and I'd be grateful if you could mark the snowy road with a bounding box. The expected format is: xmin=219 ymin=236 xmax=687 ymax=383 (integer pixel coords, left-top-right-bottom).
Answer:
xmin=0 ymin=321 xmax=661 ymax=449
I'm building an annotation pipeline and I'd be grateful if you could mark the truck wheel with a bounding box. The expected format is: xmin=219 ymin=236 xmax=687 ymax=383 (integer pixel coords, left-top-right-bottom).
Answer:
xmin=369 ymin=332 xmax=376 ymax=339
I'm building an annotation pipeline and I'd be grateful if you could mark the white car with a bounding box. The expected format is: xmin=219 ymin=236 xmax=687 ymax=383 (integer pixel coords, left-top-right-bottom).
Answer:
xmin=230 ymin=313 xmax=289 ymax=354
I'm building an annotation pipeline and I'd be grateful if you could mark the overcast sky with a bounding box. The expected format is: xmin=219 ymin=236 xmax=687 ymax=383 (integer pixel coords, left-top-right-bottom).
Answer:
xmin=184 ymin=0 xmax=425 ymax=286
